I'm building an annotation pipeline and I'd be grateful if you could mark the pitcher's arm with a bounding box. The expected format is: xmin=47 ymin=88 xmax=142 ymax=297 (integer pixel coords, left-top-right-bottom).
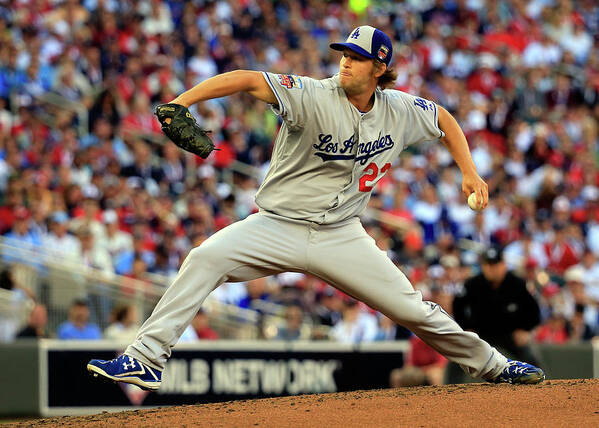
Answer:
xmin=170 ymin=70 xmax=277 ymax=107
xmin=438 ymin=106 xmax=488 ymax=209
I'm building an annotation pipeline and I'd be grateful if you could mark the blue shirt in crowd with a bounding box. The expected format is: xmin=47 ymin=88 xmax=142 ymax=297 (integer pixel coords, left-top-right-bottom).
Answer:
xmin=57 ymin=321 xmax=102 ymax=340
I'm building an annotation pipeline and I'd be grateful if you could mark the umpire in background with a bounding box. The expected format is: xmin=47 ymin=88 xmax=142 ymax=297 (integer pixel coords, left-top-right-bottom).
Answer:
xmin=452 ymin=246 xmax=541 ymax=367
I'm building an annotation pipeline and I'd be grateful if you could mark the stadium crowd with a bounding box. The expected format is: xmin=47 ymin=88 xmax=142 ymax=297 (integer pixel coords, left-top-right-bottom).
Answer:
xmin=0 ymin=0 xmax=599 ymax=347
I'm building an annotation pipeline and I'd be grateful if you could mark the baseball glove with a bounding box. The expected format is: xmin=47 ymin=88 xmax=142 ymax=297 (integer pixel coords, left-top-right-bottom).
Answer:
xmin=154 ymin=103 xmax=215 ymax=159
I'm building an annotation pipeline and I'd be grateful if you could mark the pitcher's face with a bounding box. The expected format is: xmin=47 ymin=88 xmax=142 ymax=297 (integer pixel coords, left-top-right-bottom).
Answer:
xmin=339 ymin=49 xmax=380 ymax=95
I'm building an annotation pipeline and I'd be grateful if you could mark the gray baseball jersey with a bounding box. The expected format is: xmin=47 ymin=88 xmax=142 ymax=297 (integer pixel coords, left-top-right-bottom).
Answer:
xmin=256 ymin=72 xmax=445 ymax=224
xmin=124 ymin=72 xmax=508 ymax=383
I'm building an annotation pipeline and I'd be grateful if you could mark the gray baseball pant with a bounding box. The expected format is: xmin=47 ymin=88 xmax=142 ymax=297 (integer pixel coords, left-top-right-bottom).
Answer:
xmin=126 ymin=210 xmax=507 ymax=379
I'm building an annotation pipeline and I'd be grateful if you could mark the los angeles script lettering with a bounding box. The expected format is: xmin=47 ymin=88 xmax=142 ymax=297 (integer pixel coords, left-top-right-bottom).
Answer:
xmin=313 ymin=132 xmax=395 ymax=165
xmin=312 ymin=133 xmax=356 ymax=154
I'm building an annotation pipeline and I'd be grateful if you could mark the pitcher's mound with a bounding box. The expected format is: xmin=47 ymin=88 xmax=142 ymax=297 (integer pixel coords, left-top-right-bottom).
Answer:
xmin=11 ymin=379 xmax=599 ymax=427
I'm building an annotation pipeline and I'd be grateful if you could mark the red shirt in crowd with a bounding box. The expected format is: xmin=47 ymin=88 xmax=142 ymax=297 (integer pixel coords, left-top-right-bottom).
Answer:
xmin=194 ymin=326 xmax=219 ymax=340
xmin=407 ymin=335 xmax=447 ymax=368
xmin=544 ymin=242 xmax=579 ymax=275
xmin=535 ymin=323 xmax=568 ymax=344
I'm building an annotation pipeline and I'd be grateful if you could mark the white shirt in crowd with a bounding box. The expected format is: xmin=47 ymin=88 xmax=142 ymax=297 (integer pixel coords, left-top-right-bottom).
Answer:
xmin=43 ymin=233 xmax=81 ymax=262
xmin=504 ymin=239 xmax=549 ymax=270
xmin=330 ymin=312 xmax=378 ymax=344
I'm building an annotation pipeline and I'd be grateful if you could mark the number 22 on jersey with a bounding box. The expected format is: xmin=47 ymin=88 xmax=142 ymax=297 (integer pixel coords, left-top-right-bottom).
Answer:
xmin=359 ymin=162 xmax=391 ymax=192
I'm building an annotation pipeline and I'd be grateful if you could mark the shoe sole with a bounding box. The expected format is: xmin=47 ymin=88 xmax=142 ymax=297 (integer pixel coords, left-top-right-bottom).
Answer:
xmin=87 ymin=364 xmax=161 ymax=391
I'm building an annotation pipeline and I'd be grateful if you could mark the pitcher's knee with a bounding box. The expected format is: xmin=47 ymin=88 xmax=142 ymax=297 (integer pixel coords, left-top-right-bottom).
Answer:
xmin=389 ymin=302 xmax=429 ymax=325
xmin=403 ymin=307 xmax=428 ymax=325
xmin=185 ymin=246 xmax=218 ymax=269
xmin=185 ymin=243 xmax=237 ymax=275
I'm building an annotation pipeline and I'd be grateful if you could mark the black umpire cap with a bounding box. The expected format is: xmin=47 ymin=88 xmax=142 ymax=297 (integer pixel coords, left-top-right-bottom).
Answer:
xmin=481 ymin=246 xmax=503 ymax=264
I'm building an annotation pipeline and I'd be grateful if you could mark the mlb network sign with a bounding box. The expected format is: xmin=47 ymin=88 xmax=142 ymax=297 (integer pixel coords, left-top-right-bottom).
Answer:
xmin=44 ymin=341 xmax=407 ymax=412
xmin=160 ymin=358 xmax=340 ymax=395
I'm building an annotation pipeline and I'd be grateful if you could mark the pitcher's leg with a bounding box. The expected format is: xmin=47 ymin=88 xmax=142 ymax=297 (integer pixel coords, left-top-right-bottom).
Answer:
xmin=308 ymin=222 xmax=507 ymax=380
xmin=126 ymin=213 xmax=307 ymax=370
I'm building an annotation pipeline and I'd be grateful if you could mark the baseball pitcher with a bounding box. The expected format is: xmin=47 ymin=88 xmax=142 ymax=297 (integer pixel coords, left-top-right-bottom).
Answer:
xmin=88 ymin=26 xmax=544 ymax=390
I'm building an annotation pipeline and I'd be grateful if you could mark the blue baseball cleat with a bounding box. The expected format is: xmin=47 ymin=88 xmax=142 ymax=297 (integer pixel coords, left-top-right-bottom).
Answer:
xmin=87 ymin=354 xmax=162 ymax=391
xmin=494 ymin=359 xmax=545 ymax=384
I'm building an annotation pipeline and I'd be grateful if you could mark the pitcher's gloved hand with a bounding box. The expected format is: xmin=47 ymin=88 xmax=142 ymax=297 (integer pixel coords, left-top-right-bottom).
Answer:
xmin=154 ymin=103 xmax=216 ymax=159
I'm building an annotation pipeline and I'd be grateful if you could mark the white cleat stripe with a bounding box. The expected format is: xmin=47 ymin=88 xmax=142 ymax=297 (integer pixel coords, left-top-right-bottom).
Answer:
xmin=146 ymin=365 xmax=159 ymax=381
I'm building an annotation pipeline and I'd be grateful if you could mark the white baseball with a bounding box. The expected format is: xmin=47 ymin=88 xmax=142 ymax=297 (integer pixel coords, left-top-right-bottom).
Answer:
xmin=468 ymin=193 xmax=482 ymax=211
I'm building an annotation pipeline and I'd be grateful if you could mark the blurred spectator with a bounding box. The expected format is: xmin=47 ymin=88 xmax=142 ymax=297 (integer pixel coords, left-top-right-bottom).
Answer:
xmin=453 ymin=246 xmax=541 ymax=365
xmin=16 ymin=303 xmax=48 ymax=339
xmin=412 ymin=184 xmax=443 ymax=245
xmin=446 ymin=192 xmax=476 ymax=239
xmin=57 ymin=299 xmax=102 ymax=340
xmin=190 ymin=308 xmax=219 ymax=340
xmin=375 ymin=314 xmax=411 ymax=341
xmin=69 ymin=192 xmax=106 ymax=243
xmin=188 ymin=44 xmax=218 ymax=84
xmin=482 ymin=194 xmax=512 ymax=241
xmin=535 ymin=311 xmax=569 ymax=344
xmin=239 ymin=277 xmax=271 ymax=312
xmin=141 ymin=0 xmax=174 ymax=37
xmin=544 ymin=223 xmax=580 ymax=275
xmin=114 ymin=231 xmax=156 ymax=276
xmin=0 ymin=186 xmax=25 ymax=234
xmin=389 ymin=335 xmax=448 ymax=387
xmin=330 ymin=300 xmax=377 ymax=344
xmin=312 ymin=288 xmax=343 ymax=327
xmin=76 ymin=225 xmax=114 ymax=273
xmin=52 ymin=60 xmax=92 ymax=106
xmin=467 ymin=53 xmax=503 ymax=98
xmin=588 ymin=220 xmax=599 ymax=258
xmin=104 ymin=304 xmax=139 ymax=343
xmin=43 ymin=211 xmax=80 ymax=261
xmin=558 ymin=265 xmax=598 ymax=333
xmin=0 ymin=267 xmax=34 ymax=342
xmin=566 ymin=303 xmax=595 ymax=343
xmin=2 ymin=206 xmax=42 ymax=265
xmin=504 ymin=230 xmax=548 ymax=271
xmin=275 ymin=304 xmax=304 ymax=341
xmin=160 ymin=142 xmax=186 ymax=195
xmin=210 ymin=281 xmax=247 ymax=306
xmin=120 ymin=260 xmax=153 ymax=303
xmin=576 ymin=250 xmax=599 ymax=304
xmin=121 ymin=140 xmax=163 ymax=187
xmin=522 ymin=30 xmax=562 ymax=68
xmin=97 ymin=209 xmax=133 ymax=267
xmin=179 ymin=308 xmax=219 ymax=342
xmin=121 ymin=96 xmax=162 ymax=138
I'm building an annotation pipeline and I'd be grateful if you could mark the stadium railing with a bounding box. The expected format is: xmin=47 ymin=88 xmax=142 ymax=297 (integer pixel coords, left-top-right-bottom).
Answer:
xmin=0 ymin=236 xmax=322 ymax=341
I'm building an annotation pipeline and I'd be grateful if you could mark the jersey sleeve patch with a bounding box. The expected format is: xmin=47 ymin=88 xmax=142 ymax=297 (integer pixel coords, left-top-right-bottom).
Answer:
xmin=413 ymin=97 xmax=442 ymax=137
xmin=276 ymin=74 xmax=303 ymax=89
xmin=413 ymin=97 xmax=435 ymax=112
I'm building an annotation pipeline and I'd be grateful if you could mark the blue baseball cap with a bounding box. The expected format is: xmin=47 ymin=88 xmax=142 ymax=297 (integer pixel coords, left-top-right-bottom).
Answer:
xmin=330 ymin=25 xmax=393 ymax=66
xmin=51 ymin=211 xmax=69 ymax=224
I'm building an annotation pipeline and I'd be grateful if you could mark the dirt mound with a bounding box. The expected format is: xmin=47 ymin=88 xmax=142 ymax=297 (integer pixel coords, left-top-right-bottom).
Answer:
xmin=9 ymin=379 xmax=599 ymax=427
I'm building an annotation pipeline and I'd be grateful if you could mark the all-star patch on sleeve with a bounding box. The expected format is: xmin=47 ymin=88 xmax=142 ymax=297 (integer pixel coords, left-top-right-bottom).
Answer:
xmin=388 ymin=90 xmax=446 ymax=147
xmin=262 ymin=72 xmax=314 ymax=130
xmin=276 ymin=74 xmax=303 ymax=89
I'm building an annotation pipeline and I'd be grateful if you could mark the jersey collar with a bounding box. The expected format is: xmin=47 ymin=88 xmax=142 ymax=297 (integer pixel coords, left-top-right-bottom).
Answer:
xmin=332 ymin=74 xmax=381 ymax=117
